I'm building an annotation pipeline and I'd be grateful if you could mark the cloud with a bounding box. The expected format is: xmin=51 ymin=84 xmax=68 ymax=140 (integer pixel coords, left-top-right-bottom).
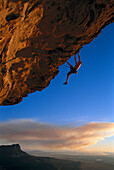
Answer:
xmin=0 ymin=119 xmax=114 ymax=151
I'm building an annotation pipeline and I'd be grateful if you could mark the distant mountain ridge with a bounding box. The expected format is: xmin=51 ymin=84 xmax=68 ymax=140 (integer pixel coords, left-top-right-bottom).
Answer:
xmin=0 ymin=144 xmax=81 ymax=170
xmin=0 ymin=144 xmax=28 ymax=158
xmin=0 ymin=144 xmax=113 ymax=170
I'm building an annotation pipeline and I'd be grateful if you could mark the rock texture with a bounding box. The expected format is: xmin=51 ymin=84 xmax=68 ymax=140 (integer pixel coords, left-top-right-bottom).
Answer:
xmin=0 ymin=0 xmax=114 ymax=105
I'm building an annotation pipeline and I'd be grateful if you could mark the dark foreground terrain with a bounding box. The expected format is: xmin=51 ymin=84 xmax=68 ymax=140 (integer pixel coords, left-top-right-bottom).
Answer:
xmin=0 ymin=144 xmax=114 ymax=170
xmin=0 ymin=144 xmax=81 ymax=170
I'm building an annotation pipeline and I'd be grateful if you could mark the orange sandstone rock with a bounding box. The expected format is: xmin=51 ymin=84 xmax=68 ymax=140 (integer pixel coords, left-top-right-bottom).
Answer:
xmin=0 ymin=0 xmax=114 ymax=105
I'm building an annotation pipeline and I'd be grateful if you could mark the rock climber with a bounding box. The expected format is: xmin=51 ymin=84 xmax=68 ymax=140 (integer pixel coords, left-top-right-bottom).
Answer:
xmin=63 ymin=53 xmax=82 ymax=85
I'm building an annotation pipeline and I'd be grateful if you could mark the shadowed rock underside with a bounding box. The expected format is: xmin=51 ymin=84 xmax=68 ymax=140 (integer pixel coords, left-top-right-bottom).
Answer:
xmin=0 ymin=0 xmax=114 ymax=105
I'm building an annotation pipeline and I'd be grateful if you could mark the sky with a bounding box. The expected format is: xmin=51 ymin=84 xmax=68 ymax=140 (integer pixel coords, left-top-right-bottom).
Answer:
xmin=0 ymin=23 xmax=114 ymax=154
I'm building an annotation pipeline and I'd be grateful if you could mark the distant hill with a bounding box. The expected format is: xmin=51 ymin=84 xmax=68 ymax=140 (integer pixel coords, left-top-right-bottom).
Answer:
xmin=0 ymin=144 xmax=81 ymax=170
xmin=0 ymin=144 xmax=114 ymax=170
xmin=0 ymin=144 xmax=28 ymax=158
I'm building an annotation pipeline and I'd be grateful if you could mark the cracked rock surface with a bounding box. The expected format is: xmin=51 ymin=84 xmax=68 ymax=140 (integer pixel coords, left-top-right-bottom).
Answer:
xmin=0 ymin=0 xmax=114 ymax=105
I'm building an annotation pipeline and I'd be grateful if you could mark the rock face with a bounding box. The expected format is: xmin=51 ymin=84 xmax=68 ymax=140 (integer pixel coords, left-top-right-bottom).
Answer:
xmin=0 ymin=0 xmax=113 ymax=105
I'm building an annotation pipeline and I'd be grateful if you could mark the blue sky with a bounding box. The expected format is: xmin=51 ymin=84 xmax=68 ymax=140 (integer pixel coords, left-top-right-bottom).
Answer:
xmin=0 ymin=23 xmax=113 ymax=125
xmin=0 ymin=23 xmax=114 ymax=153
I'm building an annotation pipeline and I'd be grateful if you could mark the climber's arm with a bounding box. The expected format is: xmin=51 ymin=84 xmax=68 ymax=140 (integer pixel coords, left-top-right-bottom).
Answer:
xmin=78 ymin=53 xmax=81 ymax=62
xmin=66 ymin=61 xmax=73 ymax=67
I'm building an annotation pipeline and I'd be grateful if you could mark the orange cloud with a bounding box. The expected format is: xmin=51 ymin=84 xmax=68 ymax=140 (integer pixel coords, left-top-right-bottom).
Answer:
xmin=0 ymin=119 xmax=114 ymax=151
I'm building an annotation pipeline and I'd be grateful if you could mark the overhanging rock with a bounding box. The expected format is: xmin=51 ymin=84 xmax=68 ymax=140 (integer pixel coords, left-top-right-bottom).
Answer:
xmin=0 ymin=0 xmax=114 ymax=105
